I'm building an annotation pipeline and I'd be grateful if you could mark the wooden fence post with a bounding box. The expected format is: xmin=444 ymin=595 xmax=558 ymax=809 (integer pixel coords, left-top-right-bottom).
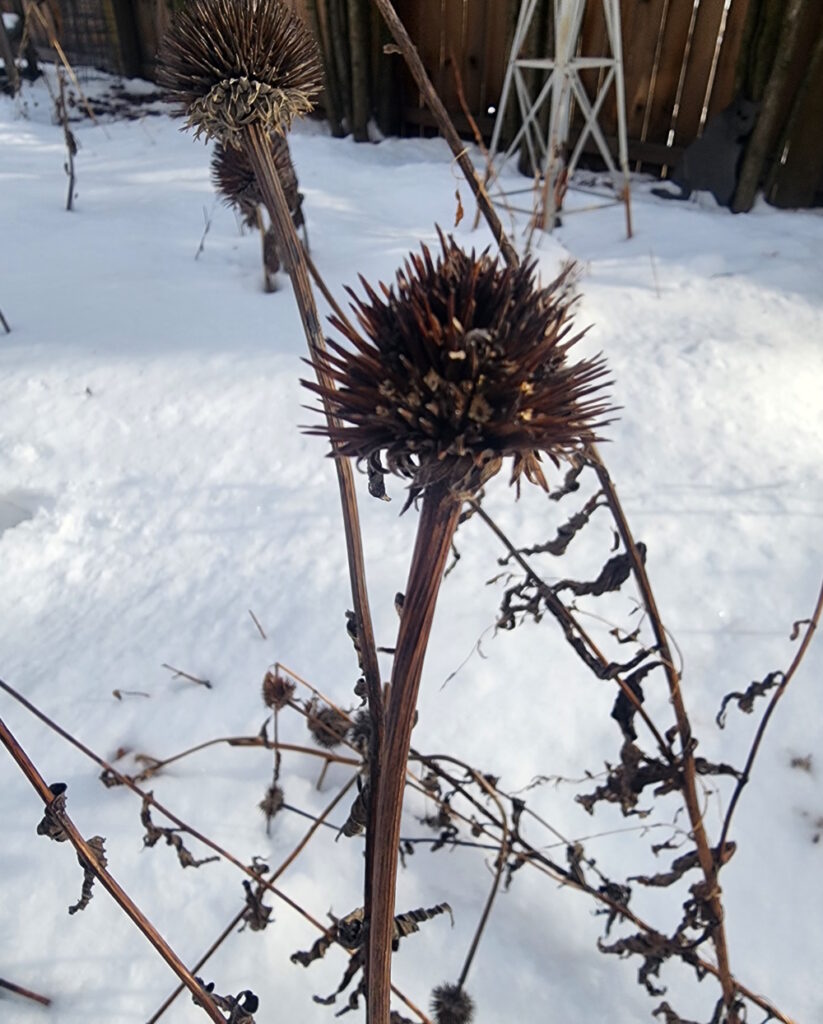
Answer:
xmin=733 ymin=0 xmax=814 ymax=211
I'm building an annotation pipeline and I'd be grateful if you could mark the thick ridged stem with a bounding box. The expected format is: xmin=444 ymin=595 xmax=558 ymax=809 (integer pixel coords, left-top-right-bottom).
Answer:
xmin=243 ymin=120 xmax=384 ymax=934
xmin=367 ymin=485 xmax=462 ymax=1023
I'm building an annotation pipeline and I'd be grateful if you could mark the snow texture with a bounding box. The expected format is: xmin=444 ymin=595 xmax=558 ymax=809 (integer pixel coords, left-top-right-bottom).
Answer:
xmin=1 ymin=69 xmax=822 ymax=1024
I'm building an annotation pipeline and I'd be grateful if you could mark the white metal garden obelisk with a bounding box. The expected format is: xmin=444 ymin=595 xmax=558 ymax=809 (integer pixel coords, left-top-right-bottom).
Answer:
xmin=487 ymin=0 xmax=632 ymax=236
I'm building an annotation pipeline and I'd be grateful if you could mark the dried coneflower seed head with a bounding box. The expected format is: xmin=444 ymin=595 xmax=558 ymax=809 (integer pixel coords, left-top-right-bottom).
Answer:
xmin=261 ymin=670 xmax=296 ymax=710
xmin=259 ymin=782 xmax=284 ymax=820
xmin=212 ymin=134 xmax=304 ymax=229
xmin=430 ymin=983 xmax=475 ymax=1024
xmin=306 ymin=699 xmax=349 ymax=749
xmin=158 ymin=0 xmax=322 ymax=146
xmin=304 ymin=233 xmax=612 ymax=505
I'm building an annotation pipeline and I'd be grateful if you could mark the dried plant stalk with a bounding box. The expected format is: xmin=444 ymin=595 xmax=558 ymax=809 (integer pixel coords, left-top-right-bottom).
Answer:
xmin=0 ymin=716 xmax=226 ymax=1024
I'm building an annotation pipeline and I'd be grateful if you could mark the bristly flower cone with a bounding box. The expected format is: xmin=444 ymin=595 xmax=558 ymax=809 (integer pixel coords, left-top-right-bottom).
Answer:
xmin=305 ymin=232 xmax=611 ymax=507
xmin=157 ymin=0 xmax=321 ymax=146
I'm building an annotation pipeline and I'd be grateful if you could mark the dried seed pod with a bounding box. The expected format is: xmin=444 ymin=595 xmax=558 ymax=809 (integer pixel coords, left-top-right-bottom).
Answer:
xmin=158 ymin=0 xmax=322 ymax=146
xmin=304 ymin=232 xmax=612 ymax=505
xmin=306 ymin=698 xmax=349 ymax=749
xmin=211 ymin=134 xmax=304 ymax=229
xmin=347 ymin=709 xmax=372 ymax=756
xmin=261 ymin=670 xmax=296 ymax=710
xmin=259 ymin=783 xmax=284 ymax=822
xmin=430 ymin=983 xmax=475 ymax=1024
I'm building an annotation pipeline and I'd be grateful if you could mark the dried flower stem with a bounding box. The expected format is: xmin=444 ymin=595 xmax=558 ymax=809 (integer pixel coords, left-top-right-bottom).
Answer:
xmin=135 ymin=735 xmax=358 ymax=781
xmin=0 ymin=977 xmax=51 ymax=1007
xmin=456 ymin=771 xmax=508 ymax=990
xmin=369 ymin=485 xmax=462 ymax=1023
xmin=242 ymin=119 xmax=384 ymax=936
xmin=587 ymin=451 xmax=737 ymax=1016
xmin=0 ymin=678 xmax=434 ymax=1019
xmin=0 ymin=716 xmax=226 ymax=1024
xmin=0 ymin=307 xmax=10 ymax=333
xmin=0 ymin=678 xmax=334 ymax=928
xmin=148 ymin=775 xmax=357 ymax=1023
xmin=161 ymin=662 xmax=212 ymax=688
xmin=468 ymin=498 xmax=674 ymax=760
xmin=370 ymin=0 xmax=517 ymax=268
xmin=718 ymin=576 xmax=823 ymax=854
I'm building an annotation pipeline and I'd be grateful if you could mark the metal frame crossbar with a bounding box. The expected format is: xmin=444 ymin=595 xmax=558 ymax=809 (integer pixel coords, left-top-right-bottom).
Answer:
xmin=487 ymin=0 xmax=632 ymax=235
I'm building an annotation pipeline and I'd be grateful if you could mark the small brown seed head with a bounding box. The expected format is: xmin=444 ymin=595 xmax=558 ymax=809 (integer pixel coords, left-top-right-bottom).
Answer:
xmin=431 ymin=983 xmax=475 ymax=1024
xmin=261 ymin=670 xmax=295 ymax=710
xmin=306 ymin=699 xmax=349 ymax=749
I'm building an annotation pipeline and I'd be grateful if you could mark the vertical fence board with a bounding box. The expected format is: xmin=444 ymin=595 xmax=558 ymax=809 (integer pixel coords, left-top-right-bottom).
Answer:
xmin=578 ymin=0 xmax=608 ymax=108
xmin=440 ymin=0 xmax=465 ymax=114
xmin=642 ymin=0 xmax=695 ymax=144
xmin=459 ymin=0 xmax=488 ymax=117
xmin=621 ymin=0 xmax=670 ymax=141
xmin=706 ymin=0 xmax=752 ymax=117
xmin=675 ymin=0 xmax=727 ymax=143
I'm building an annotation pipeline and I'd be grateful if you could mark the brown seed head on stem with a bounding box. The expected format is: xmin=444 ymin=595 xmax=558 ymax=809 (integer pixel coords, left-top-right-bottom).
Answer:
xmin=212 ymin=135 xmax=304 ymax=228
xmin=158 ymin=0 xmax=322 ymax=146
xmin=304 ymin=232 xmax=613 ymax=506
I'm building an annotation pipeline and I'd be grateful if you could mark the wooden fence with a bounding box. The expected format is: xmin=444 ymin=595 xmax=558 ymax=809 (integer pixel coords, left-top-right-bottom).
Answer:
xmin=4 ymin=0 xmax=821 ymax=206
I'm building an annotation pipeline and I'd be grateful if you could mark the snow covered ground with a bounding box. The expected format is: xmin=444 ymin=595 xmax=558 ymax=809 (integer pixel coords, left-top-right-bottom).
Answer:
xmin=1 ymin=70 xmax=822 ymax=1024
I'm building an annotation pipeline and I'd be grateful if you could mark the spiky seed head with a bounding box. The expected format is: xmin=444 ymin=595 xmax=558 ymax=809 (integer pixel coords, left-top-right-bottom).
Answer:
xmin=306 ymin=699 xmax=349 ymax=749
xmin=259 ymin=782 xmax=284 ymax=820
xmin=430 ymin=983 xmax=475 ymax=1024
xmin=304 ymin=233 xmax=612 ymax=505
xmin=261 ymin=670 xmax=296 ymax=710
xmin=158 ymin=0 xmax=322 ymax=145
xmin=211 ymin=133 xmax=304 ymax=228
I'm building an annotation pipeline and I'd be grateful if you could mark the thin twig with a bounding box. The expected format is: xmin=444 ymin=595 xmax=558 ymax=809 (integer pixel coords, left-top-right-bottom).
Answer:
xmin=133 ymin=735 xmax=358 ymax=782
xmin=718 ymin=577 xmax=823 ymax=854
xmin=0 ymin=977 xmax=51 ymax=1006
xmin=160 ymin=662 xmax=212 ymax=688
xmin=372 ymin=0 xmax=518 ymax=268
xmin=194 ymin=202 xmax=214 ymax=261
xmin=456 ymin=771 xmax=508 ymax=990
xmin=56 ymin=68 xmax=76 ymax=211
xmin=0 ymin=307 xmax=9 ymax=333
xmin=248 ymin=608 xmax=267 ymax=639
xmin=304 ymin=249 xmax=357 ymax=335
xmin=147 ymin=775 xmax=357 ymax=1024
xmin=0 ymin=716 xmax=226 ymax=1024
xmin=448 ymin=46 xmax=517 ymax=235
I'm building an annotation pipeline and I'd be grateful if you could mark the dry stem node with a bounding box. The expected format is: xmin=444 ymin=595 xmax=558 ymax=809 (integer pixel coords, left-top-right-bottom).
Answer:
xmin=304 ymin=232 xmax=612 ymax=506
xmin=158 ymin=0 xmax=321 ymax=145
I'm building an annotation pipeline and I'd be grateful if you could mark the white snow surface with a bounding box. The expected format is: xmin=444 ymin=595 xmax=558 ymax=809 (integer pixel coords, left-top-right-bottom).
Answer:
xmin=1 ymin=72 xmax=822 ymax=1024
